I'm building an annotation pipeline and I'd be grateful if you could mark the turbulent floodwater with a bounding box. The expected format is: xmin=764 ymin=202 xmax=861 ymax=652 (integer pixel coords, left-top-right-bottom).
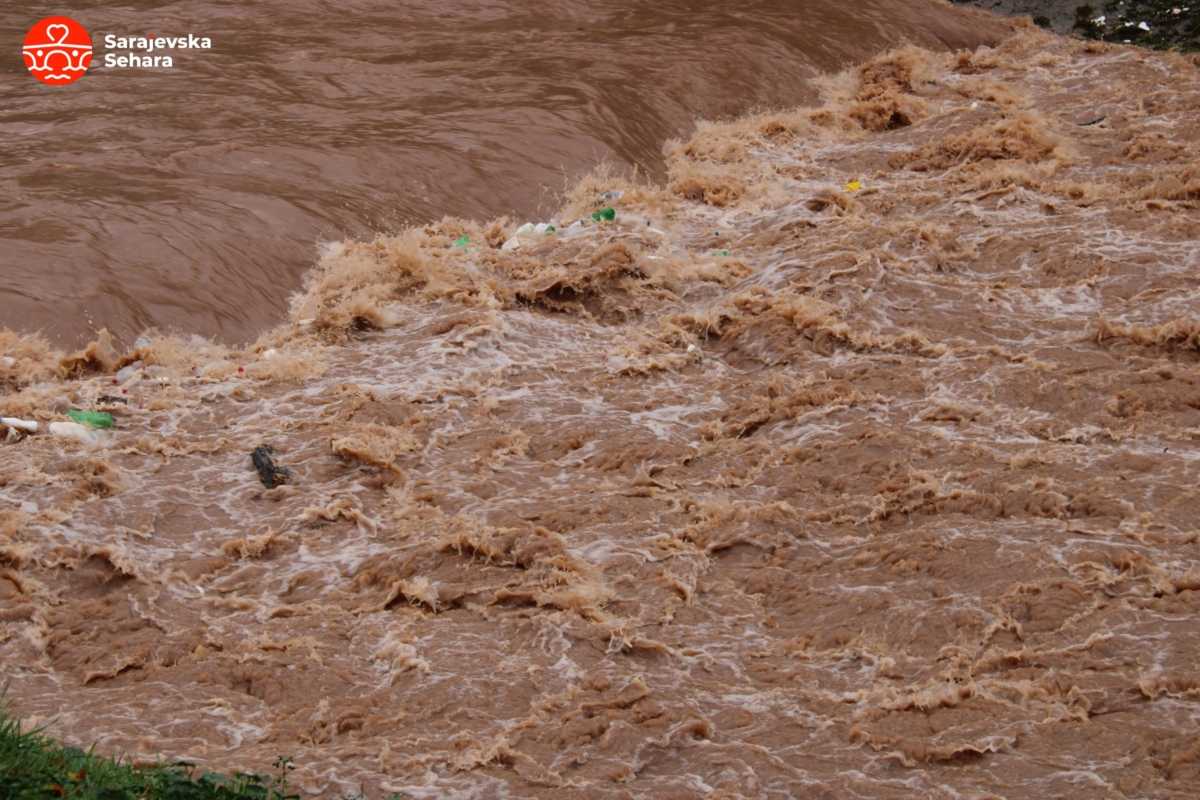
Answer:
xmin=0 ymin=0 xmax=1008 ymax=347
xmin=3 ymin=17 xmax=1200 ymax=800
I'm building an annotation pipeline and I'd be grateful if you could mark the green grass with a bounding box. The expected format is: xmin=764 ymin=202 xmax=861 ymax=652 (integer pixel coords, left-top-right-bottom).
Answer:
xmin=0 ymin=706 xmax=302 ymax=800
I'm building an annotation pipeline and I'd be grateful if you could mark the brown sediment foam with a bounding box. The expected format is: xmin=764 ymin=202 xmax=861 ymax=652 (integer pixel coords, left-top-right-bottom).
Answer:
xmin=330 ymin=423 xmax=420 ymax=477
xmin=849 ymin=46 xmax=934 ymax=132
xmin=892 ymin=112 xmax=1065 ymax=171
xmin=61 ymin=458 xmax=126 ymax=499
xmin=220 ymin=531 xmax=281 ymax=560
xmin=58 ymin=329 xmax=120 ymax=379
xmin=1095 ymin=318 xmax=1200 ymax=353
xmin=1130 ymin=160 xmax=1200 ymax=205
xmin=2 ymin=27 xmax=1200 ymax=799
xmin=669 ymin=172 xmax=747 ymax=208
xmin=0 ymin=331 xmax=59 ymax=392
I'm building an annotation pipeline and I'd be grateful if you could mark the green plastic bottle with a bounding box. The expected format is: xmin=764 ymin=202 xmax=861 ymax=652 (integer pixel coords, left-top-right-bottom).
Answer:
xmin=591 ymin=207 xmax=616 ymax=222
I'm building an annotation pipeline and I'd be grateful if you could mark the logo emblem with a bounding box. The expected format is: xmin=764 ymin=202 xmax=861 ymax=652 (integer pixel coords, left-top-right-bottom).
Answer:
xmin=23 ymin=16 xmax=92 ymax=86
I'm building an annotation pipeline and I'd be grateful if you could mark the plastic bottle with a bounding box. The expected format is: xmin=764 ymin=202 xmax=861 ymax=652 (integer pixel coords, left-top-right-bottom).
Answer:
xmin=49 ymin=421 xmax=100 ymax=444
xmin=502 ymin=223 xmax=536 ymax=251
xmin=0 ymin=417 xmax=38 ymax=434
xmin=502 ymin=222 xmax=557 ymax=252
xmin=115 ymin=361 xmax=143 ymax=383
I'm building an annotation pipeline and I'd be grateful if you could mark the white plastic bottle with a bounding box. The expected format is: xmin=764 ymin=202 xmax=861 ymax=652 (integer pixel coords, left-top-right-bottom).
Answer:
xmin=48 ymin=421 xmax=101 ymax=444
xmin=0 ymin=417 xmax=38 ymax=433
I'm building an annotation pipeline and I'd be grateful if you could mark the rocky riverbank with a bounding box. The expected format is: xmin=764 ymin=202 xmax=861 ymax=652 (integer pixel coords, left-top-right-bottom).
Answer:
xmin=955 ymin=0 xmax=1199 ymax=49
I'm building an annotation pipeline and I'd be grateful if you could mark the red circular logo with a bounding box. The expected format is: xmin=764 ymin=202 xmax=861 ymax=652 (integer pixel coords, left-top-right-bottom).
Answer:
xmin=23 ymin=16 xmax=92 ymax=86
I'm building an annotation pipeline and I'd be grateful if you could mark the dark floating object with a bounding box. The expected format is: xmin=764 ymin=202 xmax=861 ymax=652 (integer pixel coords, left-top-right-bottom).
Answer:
xmin=1078 ymin=115 xmax=1107 ymax=127
xmin=251 ymin=444 xmax=292 ymax=488
xmin=96 ymin=395 xmax=129 ymax=405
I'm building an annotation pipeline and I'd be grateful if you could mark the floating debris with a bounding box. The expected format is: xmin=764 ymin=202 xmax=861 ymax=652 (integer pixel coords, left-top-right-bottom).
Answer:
xmin=251 ymin=444 xmax=292 ymax=488
xmin=48 ymin=421 xmax=100 ymax=444
xmin=501 ymin=222 xmax=556 ymax=251
xmin=67 ymin=410 xmax=114 ymax=429
xmin=0 ymin=416 xmax=38 ymax=434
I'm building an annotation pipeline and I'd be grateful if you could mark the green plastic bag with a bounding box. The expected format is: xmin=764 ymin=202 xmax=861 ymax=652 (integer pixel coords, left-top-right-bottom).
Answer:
xmin=67 ymin=410 xmax=114 ymax=429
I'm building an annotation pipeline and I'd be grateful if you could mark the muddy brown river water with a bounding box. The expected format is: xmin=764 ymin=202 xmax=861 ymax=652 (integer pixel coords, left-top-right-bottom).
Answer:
xmin=3 ymin=4 xmax=1200 ymax=800
xmin=1 ymin=0 xmax=1005 ymax=346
